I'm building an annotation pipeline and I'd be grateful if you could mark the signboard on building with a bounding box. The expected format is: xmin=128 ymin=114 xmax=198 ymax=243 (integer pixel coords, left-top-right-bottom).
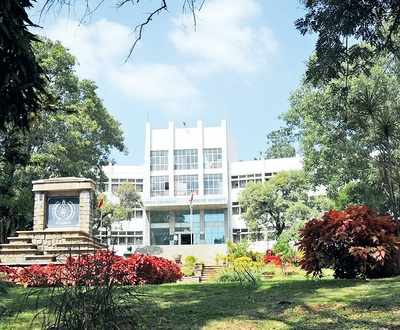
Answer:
xmin=47 ymin=197 xmax=80 ymax=228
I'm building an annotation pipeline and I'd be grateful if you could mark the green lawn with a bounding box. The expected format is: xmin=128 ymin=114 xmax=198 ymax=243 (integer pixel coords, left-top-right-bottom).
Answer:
xmin=1 ymin=275 xmax=400 ymax=329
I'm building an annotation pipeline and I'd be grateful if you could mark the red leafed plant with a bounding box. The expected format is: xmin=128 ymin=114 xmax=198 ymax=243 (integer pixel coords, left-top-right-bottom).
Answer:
xmin=263 ymin=249 xmax=282 ymax=267
xmin=0 ymin=250 xmax=182 ymax=287
xmin=298 ymin=205 xmax=400 ymax=279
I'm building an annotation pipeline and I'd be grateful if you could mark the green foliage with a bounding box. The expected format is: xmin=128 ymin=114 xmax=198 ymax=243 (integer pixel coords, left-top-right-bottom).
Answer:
xmin=0 ymin=38 xmax=125 ymax=242
xmin=273 ymin=220 xmax=304 ymax=265
xmin=239 ymin=170 xmax=328 ymax=237
xmin=182 ymin=256 xmax=197 ymax=277
xmin=263 ymin=127 xmax=296 ymax=159
xmin=184 ymin=256 xmax=196 ymax=265
xmin=335 ymin=181 xmax=385 ymax=211
xmin=95 ymin=183 xmax=142 ymax=232
xmin=216 ymin=258 xmax=263 ymax=286
xmin=0 ymin=0 xmax=47 ymax=130
xmin=34 ymin=283 xmax=141 ymax=329
xmin=285 ymin=56 xmax=400 ymax=219
xmin=227 ymin=240 xmax=251 ymax=259
xmin=296 ymin=1 xmax=400 ymax=85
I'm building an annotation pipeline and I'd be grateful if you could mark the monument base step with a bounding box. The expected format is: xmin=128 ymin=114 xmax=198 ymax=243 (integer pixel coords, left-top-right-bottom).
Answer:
xmin=6 ymin=237 xmax=33 ymax=244
xmin=55 ymin=242 xmax=102 ymax=249
xmin=25 ymin=255 xmax=57 ymax=262
xmin=0 ymin=261 xmax=63 ymax=267
xmin=0 ymin=244 xmax=37 ymax=250
xmin=0 ymin=249 xmax=42 ymax=255
xmin=44 ymin=248 xmax=100 ymax=255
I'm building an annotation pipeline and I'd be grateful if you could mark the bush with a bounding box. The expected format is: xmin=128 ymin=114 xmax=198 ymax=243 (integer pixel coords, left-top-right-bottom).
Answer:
xmin=227 ymin=240 xmax=251 ymax=259
xmin=216 ymin=257 xmax=264 ymax=286
xmin=298 ymin=205 xmax=400 ymax=279
xmin=181 ymin=255 xmax=197 ymax=276
xmin=273 ymin=220 xmax=305 ymax=266
xmin=263 ymin=250 xmax=282 ymax=267
xmin=1 ymin=250 xmax=182 ymax=287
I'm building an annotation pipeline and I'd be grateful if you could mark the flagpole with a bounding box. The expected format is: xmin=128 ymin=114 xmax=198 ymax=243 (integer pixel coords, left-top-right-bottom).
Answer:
xmin=189 ymin=192 xmax=194 ymax=245
xmin=190 ymin=203 xmax=193 ymax=245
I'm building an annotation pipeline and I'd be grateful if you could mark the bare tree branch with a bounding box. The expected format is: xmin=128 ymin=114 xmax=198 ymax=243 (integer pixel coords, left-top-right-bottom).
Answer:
xmin=39 ymin=0 xmax=206 ymax=59
xmin=126 ymin=0 xmax=168 ymax=61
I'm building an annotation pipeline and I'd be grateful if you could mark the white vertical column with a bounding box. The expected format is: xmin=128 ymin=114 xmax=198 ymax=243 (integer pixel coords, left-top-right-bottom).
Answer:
xmin=197 ymin=120 xmax=204 ymax=197
xmin=143 ymin=122 xmax=151 ymax=246
xmin=221 ymin=119 xmax=232 ymax=241
xmin=168 ymin=121 xmax=175 ymax=198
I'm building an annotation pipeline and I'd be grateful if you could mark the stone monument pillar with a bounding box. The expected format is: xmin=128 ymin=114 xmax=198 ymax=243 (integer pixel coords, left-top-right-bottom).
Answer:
xmin=0 ymin=177 xmax=103 ymax=265
xmin=32 ymin=177 xmax=96 ymax=235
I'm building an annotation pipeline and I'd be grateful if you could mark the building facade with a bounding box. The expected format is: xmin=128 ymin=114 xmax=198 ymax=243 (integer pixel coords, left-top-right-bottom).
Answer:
xmin=101 ymin=121 xmax=303 ymax=260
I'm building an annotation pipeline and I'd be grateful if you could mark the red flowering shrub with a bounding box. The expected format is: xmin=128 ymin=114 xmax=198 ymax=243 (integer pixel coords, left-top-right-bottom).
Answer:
xmin=263 ymin=249 xmax=282 ymax=267
xmin=298 ymin=205 xmax=400 ymax=279
xmin=1 ymin=250 xmax=182 ymax=287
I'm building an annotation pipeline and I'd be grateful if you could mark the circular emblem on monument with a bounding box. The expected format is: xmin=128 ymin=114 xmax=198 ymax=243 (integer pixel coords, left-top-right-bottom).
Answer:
xmin=54 ymin=200 xmax=75 ymax=224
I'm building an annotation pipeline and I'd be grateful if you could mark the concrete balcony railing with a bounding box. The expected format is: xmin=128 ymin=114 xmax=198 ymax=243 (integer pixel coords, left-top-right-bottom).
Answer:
xmin=143 ymin=195 xmax=228 ymax=209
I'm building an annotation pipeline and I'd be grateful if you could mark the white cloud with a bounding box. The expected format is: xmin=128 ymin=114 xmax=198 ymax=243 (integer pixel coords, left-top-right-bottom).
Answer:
xmin=46 ymin=19 xmax=131 ymax=80
xmin=43 ymin=0 xmax=278 ymax=113
xmin=44 ymin=19 xmax=201 ymax=113
xmin=111 ymin=64 xmax=201 ymax=113
xmin=170 ymin=0 xmax=278 ymax=74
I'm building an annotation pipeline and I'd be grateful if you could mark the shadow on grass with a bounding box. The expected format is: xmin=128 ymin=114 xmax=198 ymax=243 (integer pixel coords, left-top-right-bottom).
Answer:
xmin=2 ymin=277 xmax=400 ymax=330
xmin=139 ymin=276 xmax=400 ymax=330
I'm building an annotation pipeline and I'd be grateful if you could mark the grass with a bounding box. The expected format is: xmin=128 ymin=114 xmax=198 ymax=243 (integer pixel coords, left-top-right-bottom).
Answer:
xmin=1 ymin=274 xmax=400 ymax=329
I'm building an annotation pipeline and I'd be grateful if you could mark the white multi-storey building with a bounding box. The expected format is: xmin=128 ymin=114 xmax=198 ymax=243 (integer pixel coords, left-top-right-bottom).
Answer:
xmin=102 ymin=121 xmax=302 ymax=262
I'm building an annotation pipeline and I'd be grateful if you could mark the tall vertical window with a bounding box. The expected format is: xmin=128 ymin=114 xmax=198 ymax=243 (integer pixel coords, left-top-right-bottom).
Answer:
xmin=150 ymin=176 xmax=169 ymax=196
xmin=150 ymin=150 xmax=168 ymax=171
xmin=204 ymin=174 xmax=223 ymax=195
xmin=174 ymin=149 xmax=198 ymax=170
xmin=174 ymin=175 xmax=198 ymax=196
xmin=204 ymin=210 xmax=225 ymax=244
xmin=204 ymin=148 xmax=222 ymax=169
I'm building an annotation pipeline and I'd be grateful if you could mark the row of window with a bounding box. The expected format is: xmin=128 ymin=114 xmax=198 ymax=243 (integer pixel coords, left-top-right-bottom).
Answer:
xmin=232 ymin=202 xmax=244 ymax=215
xmin=98 ymin=231 xmax=144 ymax=246
xmin=102 ymin=178 xmax=144 ymax=193
xmin=150 ymin=148 xmax=222 ymax=171
xmin=150 ymin=174 xmax=223 ymax=196
xmin=97 ymin=228 xmax=265 ymax=246
xmin=150 ymin=210 xmax=225 ymax=245
xmin=231 ymin=172 xmax=277 ymax=189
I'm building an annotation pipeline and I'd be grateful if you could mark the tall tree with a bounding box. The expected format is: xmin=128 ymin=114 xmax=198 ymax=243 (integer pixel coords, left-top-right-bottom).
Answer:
xmin=0 ymin=39 xmax=125 ymax=243
xmin=0 ymin=0 xmax=48 ymax=129
xmin=238 ymin=170 xmax=329 ymax=237
xmin=284 ymin=55 xmax=400 ymax=219
xmin=296 ymin=0 xmax=400 ymax=85
xmin=263 ymin=128 xmax=296 ymax=159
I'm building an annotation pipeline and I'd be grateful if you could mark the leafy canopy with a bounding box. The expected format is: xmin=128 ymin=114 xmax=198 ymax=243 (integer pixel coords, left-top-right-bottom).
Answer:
xmin=238 ymin=170 xmax=331 ymax=237
xmin=284 ymin=55 xmax=400 ymax=219
xmin=296 ymin=0 xmax=400 ymax=85
xmin=0 ymin=38 xmax=125 ymax=242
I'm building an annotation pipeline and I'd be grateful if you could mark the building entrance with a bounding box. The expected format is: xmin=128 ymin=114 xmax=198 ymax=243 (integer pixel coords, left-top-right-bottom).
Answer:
xmin=180 ymin=233 xmax=193 ymax=245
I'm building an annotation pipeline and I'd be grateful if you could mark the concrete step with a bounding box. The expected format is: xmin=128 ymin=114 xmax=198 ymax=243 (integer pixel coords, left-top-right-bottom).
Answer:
xmin=16 ymin=230 xmax=89 ymax=237
xmin=44 ymin=248 xmax=98 ymax=256
xmin=55 ymin=242 xmax=100 ymax=249
xmin=0 ymin=261 xmax=63 ymax=267
xmin=25 ymin=255 xmax=57 ymax=262
xmin=0 ymin=244 xmax=37 ymax=250
xmin=63 ymin=237 xmax=106 ymax=248
xmin=0 ymin=249 xmax=42 ymax=255
xmin=6 ymin=237 xmax=33 ymax=244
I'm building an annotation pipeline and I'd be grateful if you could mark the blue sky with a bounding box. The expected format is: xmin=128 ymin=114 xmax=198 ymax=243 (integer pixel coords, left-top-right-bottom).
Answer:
xmin=31 ymin=0 xmax=315 ymax=165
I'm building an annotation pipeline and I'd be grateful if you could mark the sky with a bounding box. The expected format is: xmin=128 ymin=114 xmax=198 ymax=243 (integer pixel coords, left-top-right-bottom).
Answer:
xmin=30 ymin=0 xmax=315 ymax=165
